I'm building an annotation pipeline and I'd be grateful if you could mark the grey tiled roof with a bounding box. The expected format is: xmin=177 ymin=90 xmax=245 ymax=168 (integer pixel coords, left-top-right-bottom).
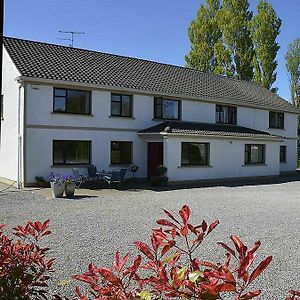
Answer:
xmin=3 ymin=37 xmax=299 ymax=113
xmin=139 ymin=121 xmax=282 ymax=140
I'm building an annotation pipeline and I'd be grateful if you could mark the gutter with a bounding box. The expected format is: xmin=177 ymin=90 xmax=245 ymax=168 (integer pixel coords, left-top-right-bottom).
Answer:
xmin=138 ymin=132 xmax=284 ymax=142
xmin=16 ymin=76 xmax=300 ymax=115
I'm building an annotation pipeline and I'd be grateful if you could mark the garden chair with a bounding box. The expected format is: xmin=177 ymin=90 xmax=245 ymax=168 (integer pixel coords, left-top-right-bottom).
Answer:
xmin=87 ymin=165 xmax=102 ymax=179
xmin=72 ymin=168 xmax=89 ymax=188
xmin=103 ymin=168 xmax=127 ymax=188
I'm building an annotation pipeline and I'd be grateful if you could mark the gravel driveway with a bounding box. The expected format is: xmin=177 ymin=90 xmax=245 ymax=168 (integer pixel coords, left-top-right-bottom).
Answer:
xmin=0 ymin=177 xmax=299 ymax=299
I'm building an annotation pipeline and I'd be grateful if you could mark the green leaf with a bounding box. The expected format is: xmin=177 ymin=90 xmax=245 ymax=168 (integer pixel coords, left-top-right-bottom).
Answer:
xmin=139 ymin=290 xmax=151 ymax=300
xmin=188 ymin=270 xmax=202 ymax=282
xmin=177 ymin=266 xmax=188 ymax=280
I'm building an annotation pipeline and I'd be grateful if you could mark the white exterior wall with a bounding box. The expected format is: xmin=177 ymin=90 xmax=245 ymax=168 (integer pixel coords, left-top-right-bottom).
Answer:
xmin=237 ymin=106 xmax=298 ymax=172
xmin=0 ymin=48 xmax=22 ymax=182
xmin=182 ymin=100 xmax=215 ymax=123
xmin=26 ymin=128 xmax=147 ymax=183
xmin=164 ymin=136 xmax=280 ymax=182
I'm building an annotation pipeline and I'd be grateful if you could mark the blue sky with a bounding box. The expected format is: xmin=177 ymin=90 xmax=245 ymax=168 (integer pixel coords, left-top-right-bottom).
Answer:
xmin=4 ymin=0 xmax=300 ymax=101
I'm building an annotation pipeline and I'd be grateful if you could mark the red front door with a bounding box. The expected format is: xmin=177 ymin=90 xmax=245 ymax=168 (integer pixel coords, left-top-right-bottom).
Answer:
xmin=147 ymin=142 xmax=163 ymax=178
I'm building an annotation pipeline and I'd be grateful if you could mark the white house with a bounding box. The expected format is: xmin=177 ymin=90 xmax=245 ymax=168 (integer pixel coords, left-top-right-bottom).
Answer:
xmin=0 ymin=37 xmax=299 ymax=187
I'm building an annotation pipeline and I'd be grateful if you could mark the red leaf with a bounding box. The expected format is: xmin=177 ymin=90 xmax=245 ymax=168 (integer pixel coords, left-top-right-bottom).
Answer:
xmin=134 ymin=242 xmax=154 ymax=260
xmin=156 ymin=219 xmax=176 ymax=227
xmin=218 ymin=283 xmax=236 ymax=292
xmin=238 ymin=253 xmax=255 ymax=280
xmin=114 ymin=251 xmax=121 ymax=272
xmin=230 ymin=235 xmax=247 ymax=259
xmin=217 ymin=242 xmax=236 ymax=258
xmin=163 ymin=209 xmax=180 ymax=224
xmin=179 ymin=205 xmax=190 ymax=224
xmin=201 ymin=220 xmax=208 ymax=232
xmin=207 ymin=220 xmax=219 ymax=235
xmin=249 ymin=256 xmax=272 ymax=284
xmin=161 ymin=240 xmax=175 ymax=257
xmin=248 ymin=241 xmax=261 ymax=255
xmin=98 ymin=267 xmax=119 ymax=284
xmin=180 ymin=224 xmax=188 ymax=236
xmin=75 ymin=287 xmax=88 ymax=300
xmin=240 ymin=290 xmax=261 ymax=300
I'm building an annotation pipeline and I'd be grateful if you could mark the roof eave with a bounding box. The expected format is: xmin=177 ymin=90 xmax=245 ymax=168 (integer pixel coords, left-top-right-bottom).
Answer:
xmin=138 ymin=131 xmax=283 ymax=141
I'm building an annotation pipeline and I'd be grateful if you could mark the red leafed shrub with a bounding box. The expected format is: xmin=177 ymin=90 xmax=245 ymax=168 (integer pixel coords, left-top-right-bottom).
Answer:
xmin=0 ymin=220 xmax=55 ymax=299
xmin=73 ymin=205 xmax=300 ymax=300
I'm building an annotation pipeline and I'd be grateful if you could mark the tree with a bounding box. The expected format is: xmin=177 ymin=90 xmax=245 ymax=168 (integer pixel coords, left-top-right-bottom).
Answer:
xmin=185 ymin=0 xmax=221 ymax=73
xmin=215 ymin=0 xmax=254 ymax=80
xmin=286 ymin=38 xmax=300 ymax=107
xmin=250 ymin=0 xmax=281 ymax=91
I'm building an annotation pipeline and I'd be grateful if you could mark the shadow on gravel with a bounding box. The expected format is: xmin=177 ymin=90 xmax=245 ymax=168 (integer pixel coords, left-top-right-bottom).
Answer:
xmin=110 ymin=171 xmax=300 ymax=193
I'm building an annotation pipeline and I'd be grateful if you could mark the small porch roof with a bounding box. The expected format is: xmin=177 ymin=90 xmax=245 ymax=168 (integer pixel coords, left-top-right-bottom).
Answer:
xmin=138 ymin=121 xmax=283 ymax=141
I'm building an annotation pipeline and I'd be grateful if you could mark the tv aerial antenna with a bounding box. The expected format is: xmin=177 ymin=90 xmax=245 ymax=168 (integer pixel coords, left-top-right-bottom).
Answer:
xmin=57 ymin=30 xmax=85 ymax=47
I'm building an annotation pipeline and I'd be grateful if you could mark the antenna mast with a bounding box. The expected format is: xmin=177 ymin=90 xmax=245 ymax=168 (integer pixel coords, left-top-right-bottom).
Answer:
xmin=58 ymin=30 xmax=85 ymax=47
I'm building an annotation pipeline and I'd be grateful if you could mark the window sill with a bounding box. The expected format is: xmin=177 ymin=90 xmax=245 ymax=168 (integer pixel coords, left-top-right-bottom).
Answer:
xmin=109 ymin=115 xmax=135 ymax=119
xmin=268 ymin=127 xmax=285 ymax=130
xmin=242 ymin=163 xmax=267 ymax=167
xmin=216 ymin=122 xmax=237 ymax=126
xmin=178 ymin=165 xmax=212 ymax=168
xmin=109 ymin=164 xmax=131 ymax=167
xmin=51 ymin=112 xmax=94 ymax=117
xmin=280 ymin=161 xmax=287 ymax=164
xmin=51 ymin=164 xmax=91 ymax=168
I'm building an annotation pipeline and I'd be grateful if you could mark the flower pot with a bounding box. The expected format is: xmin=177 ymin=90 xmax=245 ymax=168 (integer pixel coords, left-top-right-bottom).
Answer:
xmin=51 ymin=182 xmax=65 ymax=198
xmin=65 ymin=183 xmax=76 ymax=198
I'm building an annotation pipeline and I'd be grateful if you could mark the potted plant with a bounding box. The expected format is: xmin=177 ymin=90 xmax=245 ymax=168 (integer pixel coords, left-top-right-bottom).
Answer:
xmin=129 ymin=164 xmax=139 ymax=180
xmin=49 ymin=173 xmax=65 ymax=198
xmin=151 ymin=165 xmax=168 ymax=186
xmin=64 ymin=175 xmax=76 ymax=198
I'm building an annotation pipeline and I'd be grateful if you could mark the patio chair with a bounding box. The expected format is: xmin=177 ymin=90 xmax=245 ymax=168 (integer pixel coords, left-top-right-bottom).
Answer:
xmin=72 ymin=168 xmax=89 ymax=188
xmin=87 ymin=165 xmax=101 ymax=179
xmin=103 ymin=168 xmax=127 ymax=188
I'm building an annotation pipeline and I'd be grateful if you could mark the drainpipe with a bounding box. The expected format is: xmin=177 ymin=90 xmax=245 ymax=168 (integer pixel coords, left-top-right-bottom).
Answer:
xmin=17 ymin=83 xmax=22 ymax=189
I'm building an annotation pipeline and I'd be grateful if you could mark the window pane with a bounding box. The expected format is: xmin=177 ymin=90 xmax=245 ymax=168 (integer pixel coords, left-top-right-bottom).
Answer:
xmin=111 ymin=94 xmax=121 ymax=102
xmin=181 ymin=143 xmax=208 ymax=165
xmin=54 ymin=97 xmax=66 ymax=112
xmin=122 ymin=96 xmax=131 ymax=117
xmin=181 ymin=143 xmax=190 ymax=165
xmin=154 ymin=98 xmax=162 ymax=118
xmin=162 ymin=100 xmax=179 ymax=119
xmin=280 ymin=146 xmax=286 ymax=162
xmin=245 ymin=144 xmax=264 ymax=164
xmin=53 ymin=141 xmax=64 ymax=164
xmin=216 ymin=105 xmax=236 ymax=124
xmin=111 ymin=142 xmax=132 ymax=164
xmin=67 ymin=90 xmax=90 ymax=114
xmin=54 ymin=89 xmax=66 ymax=97
xmin=190 ymin=143 xmax=207 ymax=165
xmin=111 ymin=142 xmax=121 ymax=164
xmin=111 ymin=101 xmax=121 ymax=116
xmin=65 ymin=141 xmax=90 ymax=164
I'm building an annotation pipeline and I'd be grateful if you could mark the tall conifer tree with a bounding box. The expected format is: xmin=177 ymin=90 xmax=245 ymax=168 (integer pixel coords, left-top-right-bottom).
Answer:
xmin=250 ymin=0 xmax=281 ymax=91
xmin=286 ymin=38 xmax=300 ymax=107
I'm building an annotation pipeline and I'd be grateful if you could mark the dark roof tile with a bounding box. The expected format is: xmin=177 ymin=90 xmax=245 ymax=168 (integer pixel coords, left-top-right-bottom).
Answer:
xmin=3 ymin=36 xmax=298 ymax=113
xmin=139 ymin=121 xmax=282 ymax=140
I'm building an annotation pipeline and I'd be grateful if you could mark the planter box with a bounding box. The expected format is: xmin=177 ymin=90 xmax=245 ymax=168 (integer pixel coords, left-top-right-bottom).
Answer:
xmin=50 ymin=182 xmax=65 ymax=198
xmin=65 ymin=183 xmax=76 ymax=198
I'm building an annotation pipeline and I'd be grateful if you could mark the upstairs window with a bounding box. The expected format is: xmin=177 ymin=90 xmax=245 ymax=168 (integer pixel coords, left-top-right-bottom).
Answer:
xmin=181 ymin=142 xmax=209 ymax=166
xmin=53 ymin=140 xmax=91 ymax=165
xmin=216 ymin=105 xmax=237 ymax=125
xmin=269 ymin=111 xmax=284 ymax=129
xmin=154 ymin=97 xmax=181 ymax=120
xmin=245 ymin=144 xmax=265 ymax=165
xmin=111 ymin=94 xmax=132 ymax=117
xmin=111 ymin=141 xmax=132 ymax=165
xmin=280 ymin=145 xmax=287 ymax=163
xmin=53 ymin=88 xmax=91 ymax=115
